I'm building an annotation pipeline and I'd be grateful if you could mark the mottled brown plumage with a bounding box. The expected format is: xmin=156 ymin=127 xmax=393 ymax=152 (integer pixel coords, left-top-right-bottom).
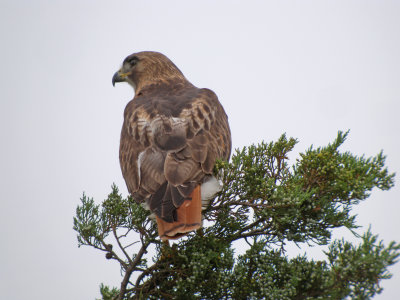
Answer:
xmin=113 ymin=51 xmax=231 ymax=240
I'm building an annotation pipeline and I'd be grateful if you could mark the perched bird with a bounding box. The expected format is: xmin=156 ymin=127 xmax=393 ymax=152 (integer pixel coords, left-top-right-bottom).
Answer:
xmin=112 ymin=51 xmax=231 ymax=240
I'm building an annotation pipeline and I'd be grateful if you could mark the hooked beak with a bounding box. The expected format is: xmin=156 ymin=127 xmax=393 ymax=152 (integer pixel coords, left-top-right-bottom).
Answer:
xmin=112 ymin=70 xmax=131 ymax=86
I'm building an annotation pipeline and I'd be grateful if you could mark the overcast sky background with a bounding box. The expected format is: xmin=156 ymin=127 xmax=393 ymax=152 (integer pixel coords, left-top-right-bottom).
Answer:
xmin=1 ymin=1 xmax=399 ymax=299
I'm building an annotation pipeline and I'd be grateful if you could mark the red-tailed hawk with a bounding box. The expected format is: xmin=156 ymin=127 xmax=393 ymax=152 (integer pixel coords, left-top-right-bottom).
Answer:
xmin=112 ymin=51 xmax=231 ymax=240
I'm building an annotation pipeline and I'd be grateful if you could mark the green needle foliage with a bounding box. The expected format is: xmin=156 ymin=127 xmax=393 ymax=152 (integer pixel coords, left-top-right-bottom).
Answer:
xmin=73 ymin=131 xmax=399 ymax=299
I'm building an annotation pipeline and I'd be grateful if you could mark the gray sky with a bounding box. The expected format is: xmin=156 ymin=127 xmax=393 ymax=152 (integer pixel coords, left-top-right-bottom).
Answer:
xmin=1 ymin=1 xmax=399 ymax=299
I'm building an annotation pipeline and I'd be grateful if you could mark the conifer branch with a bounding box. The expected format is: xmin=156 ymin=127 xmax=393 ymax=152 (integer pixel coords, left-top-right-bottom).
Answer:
xmin=74 ymin=132 xmax=398 ymax=299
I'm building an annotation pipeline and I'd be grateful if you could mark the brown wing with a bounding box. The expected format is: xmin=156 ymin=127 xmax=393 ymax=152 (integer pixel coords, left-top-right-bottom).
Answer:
xmin=119 ymin=85 xmax=231 ymax=222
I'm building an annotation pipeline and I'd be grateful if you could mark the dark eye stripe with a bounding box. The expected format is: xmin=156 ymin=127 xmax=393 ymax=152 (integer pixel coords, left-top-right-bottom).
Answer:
xmin=125 ymin=56 xmax=138 ymax=66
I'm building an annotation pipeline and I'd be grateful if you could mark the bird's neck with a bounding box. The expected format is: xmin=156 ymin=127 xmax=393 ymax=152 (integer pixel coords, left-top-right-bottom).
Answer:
xmin=135 ymin=77 xmax=193 ymax=97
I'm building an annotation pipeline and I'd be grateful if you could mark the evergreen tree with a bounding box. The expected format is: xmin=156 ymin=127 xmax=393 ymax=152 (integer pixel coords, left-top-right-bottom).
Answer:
xmin=74 ymin=131 xmax=399 ymax=299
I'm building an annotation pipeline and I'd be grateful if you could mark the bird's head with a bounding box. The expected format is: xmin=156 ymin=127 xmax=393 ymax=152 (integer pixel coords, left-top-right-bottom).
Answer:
xmin=112 ymin=51 xmax=185 ymax=94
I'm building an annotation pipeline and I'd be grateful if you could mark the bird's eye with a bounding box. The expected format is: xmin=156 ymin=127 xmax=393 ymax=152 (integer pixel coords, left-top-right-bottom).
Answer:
xmin=126 ymin=56 xmax=138 ymax=66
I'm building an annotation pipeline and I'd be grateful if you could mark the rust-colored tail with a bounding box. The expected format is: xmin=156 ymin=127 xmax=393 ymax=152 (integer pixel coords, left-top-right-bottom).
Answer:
xmin=156 ymin=185 xmax=202 ymax=240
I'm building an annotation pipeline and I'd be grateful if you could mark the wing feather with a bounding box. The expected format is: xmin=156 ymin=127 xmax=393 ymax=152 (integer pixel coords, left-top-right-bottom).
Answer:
xmin=120 ymin=86 xmax=231 ymax=223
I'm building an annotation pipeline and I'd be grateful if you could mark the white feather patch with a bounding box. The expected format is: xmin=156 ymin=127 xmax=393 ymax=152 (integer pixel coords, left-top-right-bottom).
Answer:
xmin=141 ymin=202 xmax=156 ymax=220
xmin=171 ymin=117 xmax=185 ymax=123
xmin=201 ymin=176 xmax=222 ymax=209
xmin=137 ymin=151 xmax=146 ymax=184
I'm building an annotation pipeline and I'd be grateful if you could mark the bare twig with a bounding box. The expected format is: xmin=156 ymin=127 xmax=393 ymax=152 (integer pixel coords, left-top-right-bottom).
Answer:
xmin=81 ymin=236 xmax=128 ymax=269
xmin=113 ymin=225 xmax=133 ymax=264
xmin=135 ymin=261 xmax=160 ymax=288
xmin=118 ymin=241 xmax=150 ymax=300
xmin=124 ymin=240 xmax=140 ymax=250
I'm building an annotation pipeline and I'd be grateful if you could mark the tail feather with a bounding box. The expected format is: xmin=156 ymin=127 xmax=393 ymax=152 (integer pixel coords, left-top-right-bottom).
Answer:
xmin=156 ymin=185 xmax=202 ymax=240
